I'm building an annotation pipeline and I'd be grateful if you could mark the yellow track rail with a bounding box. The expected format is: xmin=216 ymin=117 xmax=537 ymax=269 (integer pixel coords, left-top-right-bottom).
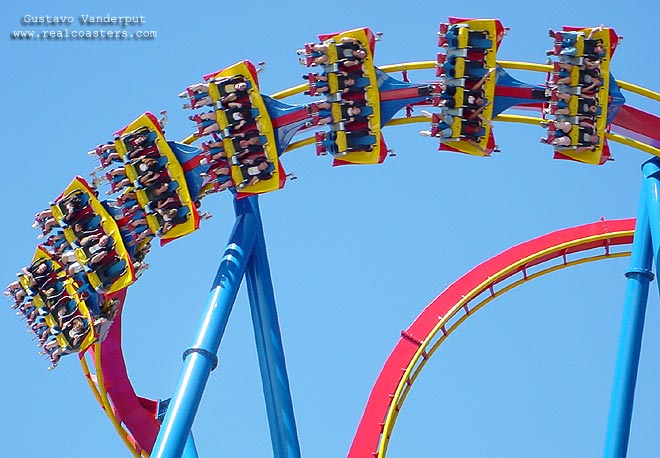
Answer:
xmin=80 ymin=347 xmax=147 ymax=457
xmin=276 ymin=60 xmax=660 ymax=155
xmin=377 ymin=231 xmax=633 ymax=457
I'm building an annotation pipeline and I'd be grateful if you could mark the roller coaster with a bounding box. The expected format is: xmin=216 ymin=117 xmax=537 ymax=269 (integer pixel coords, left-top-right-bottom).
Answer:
xmin=5 ymin=17 xmax=660 ymax=458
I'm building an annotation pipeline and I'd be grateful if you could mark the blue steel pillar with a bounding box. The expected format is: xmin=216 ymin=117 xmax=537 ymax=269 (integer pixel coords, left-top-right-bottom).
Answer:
xmin=181 ymin=433 xmax=199 ymax=458
xmin=245 ymin=198 xmax=302 ymax=458
xmin=643 ymin=159 xmax=660 ymax=264
xmin=603 ymin=160 xmax=657 ymax=458
xmin=152 ymin=197 xmax=260 ymax=458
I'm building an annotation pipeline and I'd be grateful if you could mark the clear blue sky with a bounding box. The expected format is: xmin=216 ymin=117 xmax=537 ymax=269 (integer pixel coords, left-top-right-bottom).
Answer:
xmin=2 ymin=1 xmax=660 ymax=457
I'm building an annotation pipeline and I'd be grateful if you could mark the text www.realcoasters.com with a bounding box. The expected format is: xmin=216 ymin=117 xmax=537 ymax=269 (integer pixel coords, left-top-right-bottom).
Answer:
xmin=10 ymin=14 xmax=157 ymax=41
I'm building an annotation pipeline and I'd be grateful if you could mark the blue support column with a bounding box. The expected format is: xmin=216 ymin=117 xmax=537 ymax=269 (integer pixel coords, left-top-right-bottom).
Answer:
xmin=603 ymin=161 xmax=656 ymax=458
xmin=181 ymin=433 xmax=199 ymax=458
xmin=244 ymin=198 xmax=302 ymax=458
xmin=643 ymin=159 xmax=660 ymax=268
xmin=152 ymin=197 xmax=260 ymax=458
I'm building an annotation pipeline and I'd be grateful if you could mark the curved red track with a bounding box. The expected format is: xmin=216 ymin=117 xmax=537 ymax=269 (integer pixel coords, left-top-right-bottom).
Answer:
xmin=96 ymin=289 xmax=161 ymax=454
xmin=348 ymin=218 xmax=636 ymax=458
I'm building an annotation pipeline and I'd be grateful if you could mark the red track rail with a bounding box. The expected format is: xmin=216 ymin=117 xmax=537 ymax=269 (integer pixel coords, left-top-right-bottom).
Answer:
xmin=348 ymin=218 xmax=636 ymax=458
